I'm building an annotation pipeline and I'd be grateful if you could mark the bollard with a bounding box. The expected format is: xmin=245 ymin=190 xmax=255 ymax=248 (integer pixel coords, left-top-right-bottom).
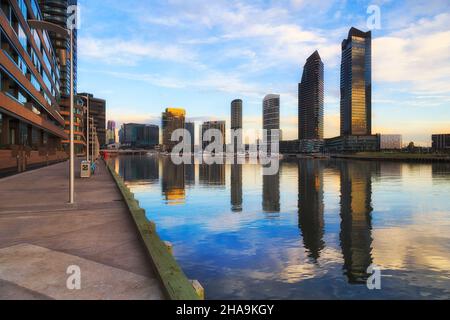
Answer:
xmin=190 ymin=280 xmax=205 ymax=300
xmin=164 ymin=241 xmax=173 ymax=255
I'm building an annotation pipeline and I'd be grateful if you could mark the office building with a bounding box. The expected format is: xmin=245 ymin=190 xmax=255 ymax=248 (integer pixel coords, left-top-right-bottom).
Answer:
xmin=340 ymin=27 xmax=372 ymax=136
xmin=184 ymin=122 xmax=195 ymax=153
xmin=432 ymin=134 xmax=450 ymax=151
xmin=106 ymin=120 xmax=116 ymax=145
xmin=263 ymin=94 xmax=280 ymax=154
xmin=78 ymin=92 xmax=106 ymax=147
xmin=298 ymin=51 xmax=324 ymax=140
xmin=231 ymin=99 xmax=242 ymax=153
xmin=162 ymin=108 xmax=185 ymax=152
xmin=380 ymin=134 xmax=402 ymax=150
xmin=325 ymin=135 xmax=380 ymax=153
xmin=120 ymin=123 xmax=159 ymax=149
xmin=0 ymin=0 xmax=68 ymax=175
xmin=200 ymin=120 xmax=226 ymax=152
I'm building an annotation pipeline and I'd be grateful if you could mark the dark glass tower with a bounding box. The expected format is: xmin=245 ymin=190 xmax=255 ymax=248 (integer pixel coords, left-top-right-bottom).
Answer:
xmin=231 ymin=99 xmax=242 ymax=153
xmin=340 ymin=27 xmax=372 ymax=136
xmin=298 ymin=51 xmax=324 ymax=140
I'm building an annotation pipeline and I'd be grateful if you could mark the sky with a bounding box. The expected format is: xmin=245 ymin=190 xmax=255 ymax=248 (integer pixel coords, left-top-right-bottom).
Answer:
xmin=77 ymin=0 xmax=450 ymax=146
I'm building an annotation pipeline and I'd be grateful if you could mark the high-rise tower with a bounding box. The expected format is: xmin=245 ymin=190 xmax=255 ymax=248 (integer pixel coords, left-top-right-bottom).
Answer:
xmin=298 ymin=51 xmax=324 ymax=140
xmin=340 ymin=27 xmax=372 ymax=136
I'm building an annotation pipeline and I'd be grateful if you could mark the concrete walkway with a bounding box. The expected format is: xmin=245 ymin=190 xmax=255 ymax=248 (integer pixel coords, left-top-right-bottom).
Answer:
xmin=0 ymin=159 xmax=165 ymax=300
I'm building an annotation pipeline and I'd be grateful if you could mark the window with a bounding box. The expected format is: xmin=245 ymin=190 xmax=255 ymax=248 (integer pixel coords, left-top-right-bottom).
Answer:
xmin=18 ymin=0 xmax=27 ymax=20
xmin=31 ymin=0 xmax=40 ymax=18
xmin=18 ymin=24 xmax=27 ymax=52
xmin=19 ymin=122 xmax=28 ymax=146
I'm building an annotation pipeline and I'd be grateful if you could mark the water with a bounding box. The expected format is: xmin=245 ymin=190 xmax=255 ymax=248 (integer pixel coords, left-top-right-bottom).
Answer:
xmin=110 ymin=155 xmax=450 ymax=299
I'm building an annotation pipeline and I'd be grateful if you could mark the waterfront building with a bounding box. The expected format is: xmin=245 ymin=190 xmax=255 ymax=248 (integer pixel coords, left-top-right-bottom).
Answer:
xmin=60 ymin=96 xmax=85 ymax=155
xmin=120 ymin=123 xmax=159 ymax=149
xmin=432 ymin=134 xmax=450 ymax=151
xmin=324 ymin=135 xmax=380 ymax=153
xmin=231 ymin=99 xmax=242 ymax=153
xmin=184 ymin=122 xmax=195 ymax=153
xmin=340 ymin=27 xmax=372 ymax=136
xmin=106 ymin=120 xmax=116 ymax=145
xmin=38 ymin=0 xmax=78 ymax=96
xmin=200 ymin=120 xmax=226 ymax=152
xmin=0 ymin=0 xmax=68 ymax=175
xmin=298 ymin=160 xmax=324 ymax=261
xmin=280 ymin=139 xmax=324 ymax=154
xmin=162 ymin=108 xmax=185 ymax=152
xmin=380 ymin=134 xmax=402 ymax=150
xmin=263 ymin=94 xmax=280 ymax=155
xmin=78 ymin=93 xmax=106 ymax=147
xmin=298 ymin=51 xmax=324 ymax=140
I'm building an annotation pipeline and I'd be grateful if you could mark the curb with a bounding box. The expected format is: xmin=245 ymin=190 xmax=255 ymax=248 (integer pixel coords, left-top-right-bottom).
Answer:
xmin=106 ymin=161 xmax=203 ymax=300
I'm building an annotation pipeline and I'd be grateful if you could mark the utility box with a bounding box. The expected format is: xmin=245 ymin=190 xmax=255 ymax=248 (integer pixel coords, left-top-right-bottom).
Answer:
xmin=80 ymin=161 xmax=91 ymax=178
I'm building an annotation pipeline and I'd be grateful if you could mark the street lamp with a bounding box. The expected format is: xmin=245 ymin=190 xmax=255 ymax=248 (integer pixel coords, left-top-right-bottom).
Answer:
xmin=28 ymin=20 xmax=75 ymax=204
xmin=78 ymin=95 xmax=90 ymax=162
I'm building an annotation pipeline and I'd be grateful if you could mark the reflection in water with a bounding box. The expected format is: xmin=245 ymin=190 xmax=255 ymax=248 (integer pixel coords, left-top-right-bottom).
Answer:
xmin=185 ymin=163 xmax=196 ymax=186
xmin=115 ymin=155 xmax=159 ymax=183
xmin=111 ymin=156 xmax=450 ymax=299
xmin=161 ymin=157 xmax=185 ymax=204
xmin=231 ymin=164 xmax=243 ymax=212
xmin=262 ymin=170 xmax=280 ymax=213
xmin=298 ymin=160 xmax=324 ymax=261
xmin=199 ymin=163 xmax=225 ymax=186
xmin=339 ymin=161 xmax=376 ymax=284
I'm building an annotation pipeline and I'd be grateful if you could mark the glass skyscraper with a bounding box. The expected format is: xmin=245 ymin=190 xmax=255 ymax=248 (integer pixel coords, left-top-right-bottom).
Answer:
xmin=340 ymin=27 xmax=372 ymax=136
xmin=263 ymin=94 xmax=280 ymax=154
xmin=298 ymin=50 xmax=324 ymax=140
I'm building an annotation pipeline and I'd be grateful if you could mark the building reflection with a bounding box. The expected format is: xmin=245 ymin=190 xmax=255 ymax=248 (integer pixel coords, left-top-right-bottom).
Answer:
xmin=199 ymin=163 xmax=225 ymax=187
xmin=185 ymin=163 xmax=196 ymax=186
xmin=161 ymin=157 xmax=185 ymax=205
xmin=339 ymin=161 xmax=376 ymax=284
xmin=262 ymin=169 xmax=280 ymax=213
xmin=297 ymin=160 xmax=324 ymax=261
xmin=116 ymin=155 xmax=159 ymax=183
xmin=432 ymin=163 xmax=450 ymax=179
xmin=231 ymin=164 xmax=243 ymax=212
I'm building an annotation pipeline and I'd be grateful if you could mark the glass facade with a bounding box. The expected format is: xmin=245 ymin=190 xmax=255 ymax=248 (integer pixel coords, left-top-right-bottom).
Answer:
xmin=298 ymin=51 xmax=324 ymax=140
xmin=162 ymin=108 xmax=185 ymax=152
xmin=0 ymin=0 xmax=66 ymax=167
xmin=340 ymin=28 xmax=372 ymax=136
xmin=263 ymin=94 xmax=280 ymax=154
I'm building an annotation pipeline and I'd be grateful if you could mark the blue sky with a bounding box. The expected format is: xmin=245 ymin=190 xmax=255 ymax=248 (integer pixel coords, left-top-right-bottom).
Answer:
xmin=77 ymin=0 xmax=450 ymax=146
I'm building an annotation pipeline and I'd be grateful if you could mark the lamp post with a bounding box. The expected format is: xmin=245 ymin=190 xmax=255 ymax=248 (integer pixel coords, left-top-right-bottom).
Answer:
xmin=28 ymin=20 xmax=75 ymax=204
xmin=79 ymin=95 xmax=90 ymax=162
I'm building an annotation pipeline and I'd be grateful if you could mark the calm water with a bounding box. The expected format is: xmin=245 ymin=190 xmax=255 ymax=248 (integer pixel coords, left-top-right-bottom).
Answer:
xmin=111 ymin=155 xmax=450 ymax=299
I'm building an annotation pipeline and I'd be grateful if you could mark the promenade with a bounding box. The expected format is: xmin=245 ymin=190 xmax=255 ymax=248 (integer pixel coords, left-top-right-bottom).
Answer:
xmin=0 ymin=159 xmax=165 ymax=300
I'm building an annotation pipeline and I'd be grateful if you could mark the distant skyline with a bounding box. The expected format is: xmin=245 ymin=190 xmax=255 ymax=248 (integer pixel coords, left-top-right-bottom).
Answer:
xmin=77 ymin=0 xmax=450 ymax=146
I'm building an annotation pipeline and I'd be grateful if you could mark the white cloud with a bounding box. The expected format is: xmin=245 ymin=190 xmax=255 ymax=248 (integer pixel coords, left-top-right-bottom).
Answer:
xmin=78 ymin=37 xmax=197 ymax=66
xmin=373 ymin=13 xmax=450 ymax=94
